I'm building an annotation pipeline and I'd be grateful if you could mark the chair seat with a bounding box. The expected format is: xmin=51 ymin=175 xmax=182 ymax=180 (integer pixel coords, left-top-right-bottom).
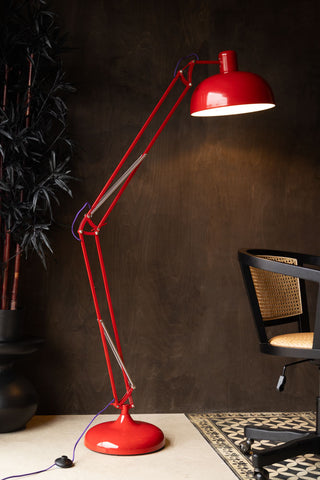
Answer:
xmin=269 ymin=332 xmax=314 ymax=349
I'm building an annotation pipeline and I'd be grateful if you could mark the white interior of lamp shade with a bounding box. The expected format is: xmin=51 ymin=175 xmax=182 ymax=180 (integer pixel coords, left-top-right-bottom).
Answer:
xmin=191 ymin=103 xmax=276 ymax=117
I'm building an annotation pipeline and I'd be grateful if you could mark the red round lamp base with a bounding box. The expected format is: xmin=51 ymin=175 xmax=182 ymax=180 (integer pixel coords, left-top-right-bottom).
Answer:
xmin=84 ymin=405 xmax=165 ymax=455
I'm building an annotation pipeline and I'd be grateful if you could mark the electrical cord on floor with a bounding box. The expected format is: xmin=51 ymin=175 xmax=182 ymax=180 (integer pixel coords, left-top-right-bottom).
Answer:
xmin=1 ymin=398 xmax=115 ymax=480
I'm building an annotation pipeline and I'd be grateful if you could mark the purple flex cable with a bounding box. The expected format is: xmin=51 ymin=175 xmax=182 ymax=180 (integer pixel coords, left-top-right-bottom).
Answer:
xmin=71 ymin=202 xmax=91 ymax=241
xmin=173 ymin=53 xmax=199 ymax=77
xmin=1 ymin=399 xmax=115 ymax=480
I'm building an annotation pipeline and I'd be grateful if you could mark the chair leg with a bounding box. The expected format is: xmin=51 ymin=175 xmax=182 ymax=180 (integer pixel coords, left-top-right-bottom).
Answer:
xmin=241 ymin=378 xmax=320 ymax=478
xmin=240 ymin=425 xmax=308 ymax=454
xmin=244 ymin=425 xmax=308 ymax=443
xmin=252 ymin=432 xmax=320 ymax=469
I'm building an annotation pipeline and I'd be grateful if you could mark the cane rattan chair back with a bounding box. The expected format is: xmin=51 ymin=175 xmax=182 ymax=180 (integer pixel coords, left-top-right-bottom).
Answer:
xmin=249 ymin=255 xmax=302 ymax=322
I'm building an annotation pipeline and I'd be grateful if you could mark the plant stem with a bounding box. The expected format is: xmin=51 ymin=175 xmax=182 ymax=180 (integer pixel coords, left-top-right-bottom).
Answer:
xmin=10 ymin=55 xmax=34 ymax=310
xmin=25 ymin=54 xmax=33 ymax=128
xmin=0 ymin=64 xmax=9 ymax=308
xmin=2 ymin=64 xmax=8 ymax=109
xmin=1 ymin=228 xmax=11 ymax=310
xmin=10 ymin=244 xmax=21 ymax=310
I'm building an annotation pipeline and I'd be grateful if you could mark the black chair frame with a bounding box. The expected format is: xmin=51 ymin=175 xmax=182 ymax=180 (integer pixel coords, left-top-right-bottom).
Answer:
xmin=238 ymin=248 xmax=320 ymax=480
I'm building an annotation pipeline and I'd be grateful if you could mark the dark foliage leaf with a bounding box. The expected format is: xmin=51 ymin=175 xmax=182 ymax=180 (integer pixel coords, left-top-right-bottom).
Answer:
xmin=0 ymin=128 xmax=13 ymax=140
xmin=0 ymin=0 xmax=75 ymax=270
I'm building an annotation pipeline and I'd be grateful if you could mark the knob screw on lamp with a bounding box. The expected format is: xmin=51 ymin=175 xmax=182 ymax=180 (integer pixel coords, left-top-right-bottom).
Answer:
xmin=78 ymin=50 xmax=275 ymax=456
xmin=190 ymin=50 xmax=275 ymax=116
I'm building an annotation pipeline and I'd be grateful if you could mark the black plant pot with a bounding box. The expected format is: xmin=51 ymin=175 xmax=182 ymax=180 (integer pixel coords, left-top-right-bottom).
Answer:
xmin=0 ymin=309 xmax=25 ymax=342
xmin=0 ymin=310 xmax=43 ymax=433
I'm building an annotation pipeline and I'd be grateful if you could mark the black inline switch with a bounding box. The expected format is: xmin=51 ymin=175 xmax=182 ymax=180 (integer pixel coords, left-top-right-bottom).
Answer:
xmin=55 ymin=455 xmax=74 ymax=468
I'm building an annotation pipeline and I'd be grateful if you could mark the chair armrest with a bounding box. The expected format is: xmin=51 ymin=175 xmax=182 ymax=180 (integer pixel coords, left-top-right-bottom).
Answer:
xmin=238 ymin=249 xmax=320 ymax=284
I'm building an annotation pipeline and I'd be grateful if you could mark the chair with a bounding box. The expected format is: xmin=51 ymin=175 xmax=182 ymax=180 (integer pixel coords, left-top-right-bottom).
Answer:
xmin=238 ymin=248 xmax=320 ymax=480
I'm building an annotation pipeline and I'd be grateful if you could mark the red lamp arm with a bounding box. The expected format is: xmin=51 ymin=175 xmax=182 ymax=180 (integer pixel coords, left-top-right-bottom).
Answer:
xmin=78 ymin=59 xmax=218 ymax=409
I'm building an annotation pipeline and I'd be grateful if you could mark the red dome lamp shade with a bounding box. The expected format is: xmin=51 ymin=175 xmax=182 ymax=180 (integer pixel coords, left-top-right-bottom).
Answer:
xmin=190 ymin=50 xmax=275 ymax=117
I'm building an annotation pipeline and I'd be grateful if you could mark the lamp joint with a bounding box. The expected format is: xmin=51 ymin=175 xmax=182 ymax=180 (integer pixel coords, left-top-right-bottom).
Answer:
xmin=78 ymin=229 xmax=83 ymax=235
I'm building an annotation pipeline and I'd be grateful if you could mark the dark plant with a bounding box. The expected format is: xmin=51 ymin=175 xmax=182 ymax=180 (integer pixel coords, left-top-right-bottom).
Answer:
xmin=0 ymin=0 xmax=74 ymax=310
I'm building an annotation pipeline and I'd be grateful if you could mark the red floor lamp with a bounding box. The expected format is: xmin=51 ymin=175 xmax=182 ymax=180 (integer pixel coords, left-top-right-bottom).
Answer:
xmin=76 ymin=50 xmax=275 ymax=455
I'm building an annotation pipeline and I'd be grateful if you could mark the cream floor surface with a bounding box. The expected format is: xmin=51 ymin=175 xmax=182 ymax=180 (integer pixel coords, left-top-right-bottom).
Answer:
xmin=0 ymin=413 xmax=238 ymax=480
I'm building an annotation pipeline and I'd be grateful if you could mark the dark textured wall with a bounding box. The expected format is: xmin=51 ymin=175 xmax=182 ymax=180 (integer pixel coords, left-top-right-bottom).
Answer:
xmin=20 ymin=0 xmax=320 ymax=414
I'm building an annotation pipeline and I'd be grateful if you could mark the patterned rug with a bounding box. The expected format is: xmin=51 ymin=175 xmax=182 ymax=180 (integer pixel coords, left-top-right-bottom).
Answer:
xmin=187 ymin=412 xmax=320 ymax=479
